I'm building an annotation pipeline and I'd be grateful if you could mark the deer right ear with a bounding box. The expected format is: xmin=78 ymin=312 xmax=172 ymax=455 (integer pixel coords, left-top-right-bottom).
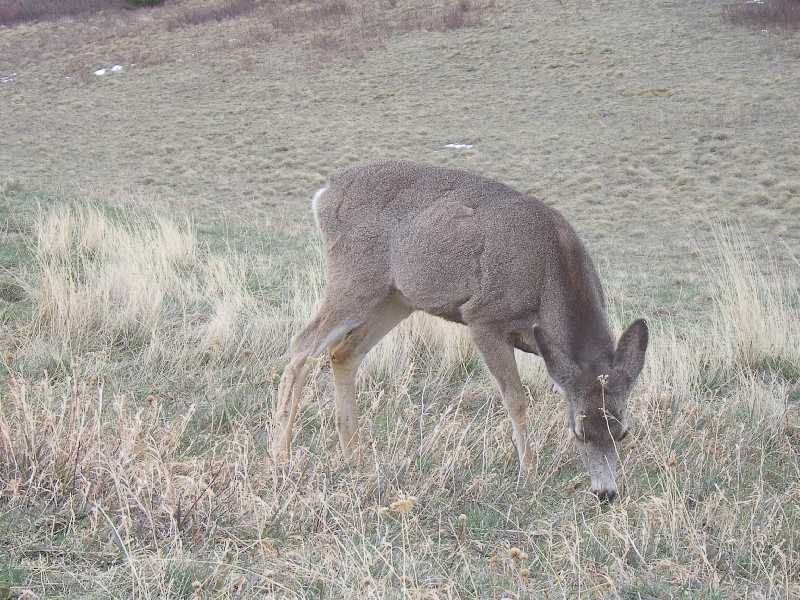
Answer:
xmin=533 ymin=325 xmax=578 ymax=392
xmin=613 ymin=318 xmax=649 ymax=381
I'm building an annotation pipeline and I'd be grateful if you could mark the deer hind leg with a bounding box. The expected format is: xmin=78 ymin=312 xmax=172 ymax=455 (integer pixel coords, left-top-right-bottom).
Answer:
xmin=468 ymin=325 xmax=534 ymax=474
xmin=273 ymin=299 xmax=372 ymax=462
xmin=328 ymin=293 xmax=413 ymax=464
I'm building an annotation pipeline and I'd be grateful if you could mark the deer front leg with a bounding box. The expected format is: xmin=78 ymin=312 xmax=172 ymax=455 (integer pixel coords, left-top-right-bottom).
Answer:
xmin=469 ymin=325 xmax=534 ymax=474
xmin=498 ymin=380 xmax=534 ymax=473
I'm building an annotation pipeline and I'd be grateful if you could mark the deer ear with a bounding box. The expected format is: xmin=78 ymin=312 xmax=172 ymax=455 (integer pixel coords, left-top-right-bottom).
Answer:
xmin=613 ymin=318 xmax=649 ymax=381
xmin=533 ymin=325 xmax=578 ymax=392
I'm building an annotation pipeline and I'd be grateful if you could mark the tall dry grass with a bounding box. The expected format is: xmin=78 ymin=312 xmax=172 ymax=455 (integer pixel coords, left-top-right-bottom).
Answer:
xmin=707 ymin=225 xmax=800 ymax=375
xmin=14 ymin=203 xmax=295 ymax=382
xmin=1 ymin=203 xmax=799 ymax=598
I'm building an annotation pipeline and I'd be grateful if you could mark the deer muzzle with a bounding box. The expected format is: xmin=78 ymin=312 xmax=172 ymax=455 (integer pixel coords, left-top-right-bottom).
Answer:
xmin=576 ymin=439 xmax=619 ymax=502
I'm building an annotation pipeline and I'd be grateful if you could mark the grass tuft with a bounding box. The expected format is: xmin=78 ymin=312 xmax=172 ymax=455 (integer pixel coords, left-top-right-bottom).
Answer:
xmin=707 ymin=225 xmax=800 ymax=373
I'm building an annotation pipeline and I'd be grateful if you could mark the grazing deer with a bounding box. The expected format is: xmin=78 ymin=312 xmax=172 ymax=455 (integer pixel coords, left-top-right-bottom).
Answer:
xmin=273 ymin=160 xmax=648 ymax=501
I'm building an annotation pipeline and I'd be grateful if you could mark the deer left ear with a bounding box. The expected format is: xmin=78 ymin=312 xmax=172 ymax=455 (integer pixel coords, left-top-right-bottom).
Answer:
xmin=613 ymin=318 xmax=648 ymax=381
xmin=533 ymin=325 xmax=579 ymax=392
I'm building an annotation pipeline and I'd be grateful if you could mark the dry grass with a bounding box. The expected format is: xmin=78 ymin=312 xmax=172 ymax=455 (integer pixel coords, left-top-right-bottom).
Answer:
xmin=0 ymin=203 xmax=799 ymax=598
xmin=707 ymin=225 xmax=800 ymax=372
xmin=12 ymin=203 xmax=295 ymax=379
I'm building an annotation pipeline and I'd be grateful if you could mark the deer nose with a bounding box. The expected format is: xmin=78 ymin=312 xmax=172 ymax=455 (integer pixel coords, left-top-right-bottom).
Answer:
xmin=593 ymin=488 xmax=617 ymax=503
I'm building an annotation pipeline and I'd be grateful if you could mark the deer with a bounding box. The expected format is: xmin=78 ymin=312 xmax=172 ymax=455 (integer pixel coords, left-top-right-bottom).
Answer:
xmin=272 ymin=160 xmax=648 ymax=501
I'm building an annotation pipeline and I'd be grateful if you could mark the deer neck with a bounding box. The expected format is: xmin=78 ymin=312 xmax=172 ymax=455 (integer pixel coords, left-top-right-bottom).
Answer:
xmin=541 ymin=224 xmax=615 ymax=369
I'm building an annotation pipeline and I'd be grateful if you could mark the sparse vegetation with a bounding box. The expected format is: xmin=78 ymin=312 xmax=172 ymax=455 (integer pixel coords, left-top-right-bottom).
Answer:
xmin=2 ymin=0 xmax=800 ymax=596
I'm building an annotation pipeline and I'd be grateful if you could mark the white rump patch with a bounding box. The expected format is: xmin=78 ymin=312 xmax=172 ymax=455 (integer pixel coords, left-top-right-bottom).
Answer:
xmin=311 ymin=187 xmax=328 ymax=229
xmin=553 ymin=383 xmax=566 ymax=396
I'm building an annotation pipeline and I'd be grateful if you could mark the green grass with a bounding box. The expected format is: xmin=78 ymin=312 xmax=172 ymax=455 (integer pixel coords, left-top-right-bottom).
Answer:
xmin=1 ymin=0 xmax=800 ymax=597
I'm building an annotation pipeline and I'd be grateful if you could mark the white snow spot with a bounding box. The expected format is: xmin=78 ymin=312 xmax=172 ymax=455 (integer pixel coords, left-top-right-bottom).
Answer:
xmin=444 ymin=143 xmax=473 ymax=149
xmin=0 ymin=76 xmax=13 ymax=83
xmin=94 ymin=65 xmax=124 ymax=76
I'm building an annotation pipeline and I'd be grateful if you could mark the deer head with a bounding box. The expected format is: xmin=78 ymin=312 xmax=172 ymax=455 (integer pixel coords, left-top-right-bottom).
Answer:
xmin=533 ymin=318 xmax=648 ymax=501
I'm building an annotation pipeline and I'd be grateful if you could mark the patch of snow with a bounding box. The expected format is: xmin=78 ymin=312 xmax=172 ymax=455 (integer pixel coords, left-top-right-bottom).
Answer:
xmin=444 ymin=143 xmax=473 ymax=149
xmin=95 ymin=65 xmax=124 ymax=76
xmin=0 ymin=76 xmax=13 ymax=83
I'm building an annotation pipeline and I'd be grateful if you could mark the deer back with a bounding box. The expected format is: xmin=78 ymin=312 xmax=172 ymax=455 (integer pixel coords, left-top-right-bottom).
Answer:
xmin=314 ymin=161 xmax=611 ymax=361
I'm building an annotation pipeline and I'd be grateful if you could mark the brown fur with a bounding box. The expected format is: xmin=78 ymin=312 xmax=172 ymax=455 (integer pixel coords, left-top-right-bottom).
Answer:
xmin=273 ymin=160 xmax=648 ymax=500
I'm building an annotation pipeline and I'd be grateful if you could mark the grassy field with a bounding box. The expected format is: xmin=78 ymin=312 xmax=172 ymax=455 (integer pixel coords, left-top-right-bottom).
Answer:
xmin=1 ymin=0 xmax=800 ymax=597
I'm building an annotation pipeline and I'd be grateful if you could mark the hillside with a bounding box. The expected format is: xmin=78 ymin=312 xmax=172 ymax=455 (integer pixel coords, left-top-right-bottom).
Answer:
xmin=1 ymin=0 xmax=800 ymax=597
